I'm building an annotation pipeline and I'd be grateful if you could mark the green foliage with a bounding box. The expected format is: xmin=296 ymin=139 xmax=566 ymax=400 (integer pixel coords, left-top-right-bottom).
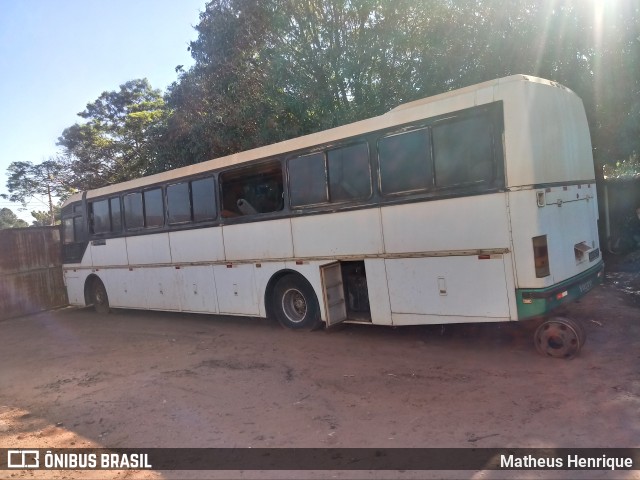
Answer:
xmin=0 ymin=208 xmax=28 ymax=229
xmin=57 ymin=79 xmax=167 ymax=190
xmin=603 ymin=153 xmax=640 ymax=180
xmin=31 ymin=208 xmax=61 ymax=227
xmin=2 ymin=158 xmax=69 ymax=226
xmin=161 ymin=0 xmax=639 ymax=171
xmin=13 ymin=0 xmax=638 ymax=194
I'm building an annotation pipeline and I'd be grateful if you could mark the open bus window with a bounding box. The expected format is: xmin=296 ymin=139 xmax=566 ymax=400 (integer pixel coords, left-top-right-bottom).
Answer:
xmin=378 ymin=128 xmax=432 ymax=195
xmin=220 ymin=161 xmax=283 ymax=217
xmin=433 ymin=115 xmax=494 ymax=188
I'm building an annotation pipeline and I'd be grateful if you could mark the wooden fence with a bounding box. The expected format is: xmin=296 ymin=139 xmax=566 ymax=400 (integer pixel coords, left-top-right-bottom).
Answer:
xmin=0 ymin=226 xmax=68 ymax=320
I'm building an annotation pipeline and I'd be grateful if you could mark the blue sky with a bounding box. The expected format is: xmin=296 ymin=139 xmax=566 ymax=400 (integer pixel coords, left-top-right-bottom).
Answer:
xmin=0 ymin=0 xmax=206 ymax=220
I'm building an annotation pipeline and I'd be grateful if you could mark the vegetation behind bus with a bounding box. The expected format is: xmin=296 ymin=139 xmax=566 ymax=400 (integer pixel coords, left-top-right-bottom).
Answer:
xmin=4 ymin=0 xmax=639 ymax=204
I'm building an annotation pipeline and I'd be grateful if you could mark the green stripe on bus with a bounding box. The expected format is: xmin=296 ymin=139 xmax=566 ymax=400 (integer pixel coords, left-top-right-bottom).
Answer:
xmin=516 ymin=261 xmax=604 ymax=320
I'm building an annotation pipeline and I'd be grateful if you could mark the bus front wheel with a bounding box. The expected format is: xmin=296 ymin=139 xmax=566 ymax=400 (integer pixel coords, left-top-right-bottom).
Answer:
xmin=91 ymin=277 xmax=110 ymax=314
xmin=272 ymin=274 xmax=322 ymax=330
xmin=534 ymin=316 xmax=585 ymax=359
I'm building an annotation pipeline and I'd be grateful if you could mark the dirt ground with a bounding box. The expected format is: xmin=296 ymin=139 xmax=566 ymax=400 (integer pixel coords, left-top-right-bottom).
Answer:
xmin=1 ymin=253 xmax=639 ymax=480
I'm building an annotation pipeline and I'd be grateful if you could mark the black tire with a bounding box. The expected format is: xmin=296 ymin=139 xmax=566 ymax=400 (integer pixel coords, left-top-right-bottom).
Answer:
xmin=534 ymin=316 xmax=583 ymax=359
xmin=272 ymin=274 xmax=322 ymax=330
xmin=91 ymin=277 xmax=110 ymax=314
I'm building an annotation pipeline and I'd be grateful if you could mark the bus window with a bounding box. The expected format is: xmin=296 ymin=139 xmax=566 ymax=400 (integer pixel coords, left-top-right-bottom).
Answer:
xmin=90 ymin=199 xmax=110 ymax=234
xmin=110 ymin=197 xmax=122 ymax=232
xmin=63 ymin=218 xmax=74 ymax=244
xmin=220 ymin=161 xmax=283 ymax=217
xmin=327 ymin=142 xmax=371 ymax=202
xmin=124 ymin=192 xmax=144 ymax=230
xmin=433 ymin=115 xmax=494 ymax=188
xmin=192 ymin=177 xmax=216 ymax=222
xmin=379 ymin=128 xmax=432 ymax=195
xmin=167 ymin=182 xmax=191 ymax=224
xmin=288 ymin=153 xmax=327 ymax=207
xmin=144 ymin=188 xmax=164 ymax=228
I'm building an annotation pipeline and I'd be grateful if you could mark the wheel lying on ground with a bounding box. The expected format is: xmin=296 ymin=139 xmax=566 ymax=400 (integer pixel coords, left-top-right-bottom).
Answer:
xmin=534 ymin=316 xmax=585 ymax=359
xmin=272 ymin=274 xmax=322 ymax=330
xmin=91 ymin=277 xmax=110 ymax=314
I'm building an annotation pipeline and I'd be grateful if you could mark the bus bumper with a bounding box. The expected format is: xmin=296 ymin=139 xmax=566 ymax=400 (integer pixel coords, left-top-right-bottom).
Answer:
xmin=516 ymin=261 xmax=605 ymax=320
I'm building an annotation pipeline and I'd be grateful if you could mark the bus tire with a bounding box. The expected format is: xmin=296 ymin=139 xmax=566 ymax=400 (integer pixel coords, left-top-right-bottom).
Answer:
xmin=272 ymin=274 xmax=322 ymax=330
xmin=91 ymin=277 xmax=110 ymax=314
xmin=534 ymin=316 xmax=583 ymax=359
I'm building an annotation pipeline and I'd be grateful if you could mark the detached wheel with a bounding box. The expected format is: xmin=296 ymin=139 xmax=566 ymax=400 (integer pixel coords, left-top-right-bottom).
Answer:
xmin=91 ymin=278 xmax=110 ymax=314
xmin=534 ymin=316 xmax=584 ymax=359
xmin=272 ymin=274 xmax=322 ymax=330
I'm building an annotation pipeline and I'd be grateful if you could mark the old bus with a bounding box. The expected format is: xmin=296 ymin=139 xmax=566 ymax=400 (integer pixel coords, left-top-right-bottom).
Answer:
xmin=61 ymin=75 xmax=603 ymax=358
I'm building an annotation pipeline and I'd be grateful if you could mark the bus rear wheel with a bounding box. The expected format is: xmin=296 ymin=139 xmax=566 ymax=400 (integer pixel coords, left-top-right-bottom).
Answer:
xmin=534 ymin=316 xmax=584 ymax=359
xmin=91 ymin=278 xmax=110 ymax=314
xmin=272 ymin=274 xmax=322 ymax=330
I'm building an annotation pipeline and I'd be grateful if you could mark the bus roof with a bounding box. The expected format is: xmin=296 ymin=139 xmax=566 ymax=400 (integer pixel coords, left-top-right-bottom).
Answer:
xmin=63 ymin=74 xmax=571 ymax=205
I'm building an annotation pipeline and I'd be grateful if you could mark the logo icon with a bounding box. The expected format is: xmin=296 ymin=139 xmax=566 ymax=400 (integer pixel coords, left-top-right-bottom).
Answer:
xmin=7 ymin=450 xmax=40 ymax=468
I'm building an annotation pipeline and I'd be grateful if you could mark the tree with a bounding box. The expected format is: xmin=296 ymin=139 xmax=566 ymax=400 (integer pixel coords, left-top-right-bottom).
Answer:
xmin=57 ymin=79 xmax=167 ymax=190
xmin=163 ymin=0 xmax=638 ymax=176
xmin=0 ymin=208 xmax=28 ymax=229
xmin=31 ymin=207 xmax=61 ymax=227
xmin=2 ymin=158 xmax=68 ymax=226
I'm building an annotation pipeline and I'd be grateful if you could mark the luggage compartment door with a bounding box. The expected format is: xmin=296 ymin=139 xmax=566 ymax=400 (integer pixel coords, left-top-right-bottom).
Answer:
xmin=321 ymin=262 xmax=347 ymax=326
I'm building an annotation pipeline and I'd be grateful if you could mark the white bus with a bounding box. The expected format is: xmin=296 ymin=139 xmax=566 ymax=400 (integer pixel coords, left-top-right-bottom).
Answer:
xmin=61 ymin=75 xmax=603 ymax=358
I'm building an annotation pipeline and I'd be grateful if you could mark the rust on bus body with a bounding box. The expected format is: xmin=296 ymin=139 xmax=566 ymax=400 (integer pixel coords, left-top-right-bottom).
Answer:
xmin=0 ymin=227 xmax=68 ymax=320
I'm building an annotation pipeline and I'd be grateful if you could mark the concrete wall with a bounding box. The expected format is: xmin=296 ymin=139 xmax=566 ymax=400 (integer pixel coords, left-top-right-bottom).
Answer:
xmin=0 ymin=226 xmax=68 ymax=320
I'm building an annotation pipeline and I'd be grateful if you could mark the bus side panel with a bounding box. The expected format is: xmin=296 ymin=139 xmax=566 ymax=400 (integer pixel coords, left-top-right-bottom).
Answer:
xmin=63 ymin=271 xmax=87 ymax=306
xmin=169 ymin=228 xmax=225 ymax=263
xmin=177 ymin=265 xmax=219 ymax=313
xmin=90 ymin=238 xmax=128 ymax=267
xmin=381 ymin=193 xmax=510 ymax=254
xmin=144 ymin=267 xmax=181 ymax=311
xmin=214 ymin=264 xmax=259 ymax=315
xmin=223 ymin=219 xmax=294 ymax=261
xmin=126 ymin=233 xmax=172 ymax=265
xmin=364 ymin=258 xmax=393 ymax=326
xmin=105 ymin=268 xmax=148 ymax=309
xmin=290 ymin=209 xmax=384 ymax=258
xmin=384 ymin=255 xmax=511 ymax=323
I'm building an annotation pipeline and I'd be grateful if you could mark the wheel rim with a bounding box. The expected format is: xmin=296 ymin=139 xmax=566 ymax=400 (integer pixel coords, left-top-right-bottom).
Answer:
xmin=281 ymin=288 xmax=307 ymax=323
xmin=535 ymin=320 xmax=581 ymax=358
xmin=94 ymin=283 xmax=107 ymax=306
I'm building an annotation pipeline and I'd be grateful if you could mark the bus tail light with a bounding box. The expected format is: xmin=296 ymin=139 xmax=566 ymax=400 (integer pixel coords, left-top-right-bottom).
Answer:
xmin=532 ymin=235 xmax=550 ymax=278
